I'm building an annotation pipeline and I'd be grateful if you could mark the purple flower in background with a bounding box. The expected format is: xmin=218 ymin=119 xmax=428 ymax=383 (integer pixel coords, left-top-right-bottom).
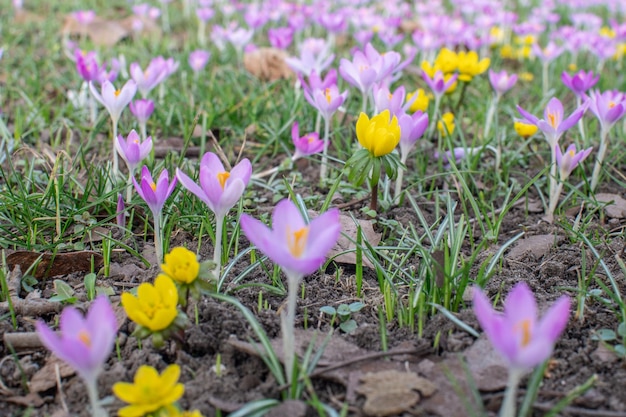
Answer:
xmin=318 ymin=12 xmax=347 ymax=34
xmin=196 ymin=7 xmax=214 ymax=22
xmin=532 ymin=41 xmax=564 ymax=63
xmin=176 ymin=152 xmax=251 ymax=219
xmin=398 ymin=111 xmax=429 ymax=159
xmin=473 ymin=282 xmax=570 ymax=370
xmin=291 ymin=122 xmax=325 ymax=160
xmin=303 ymin=84 xmax=348 ymax=122
xmin=133 ymin=166 xmax=177 ymax=218
xmin=188 ymin=50 xmax=211 ymax=72
xmin=36 ymin=296 xmax=117 ymax=383
xmin=115 ymin=130 xmax=152 ymax=175
xmin=226 ymin=26 xmax=255 ymax=52
xmin=373 ymin=85 xmax=415 ymax=116
xmin=489 ymin=70 xmax=518 ymax=97
xmin=130 ymin=58 xmax=168 ymax=97
xmin=285 ymin=38 xmax=334 ymax=77
xmin=586 ymin=90 xmax=626 ymax=133
xmin=300 ymin=69 xmax=337 ymax=95
xmin=422 ymin=70 xmax=458 ymax=100
xmin=561 ymin=70 xmax=599 ymax=98
xmin=240 ymin=199 xmax=341 ymax=276
xmin=268 ymin=27 xmax=294 ymax=50
xmin=434 ymin=147 xmax=478 ymax=168
xmin=555 ymin=143 xmax=592 ymax=181
xmin=89 ymin=80 xmax=137 ymax=125
xmin=129 ymin=99 xmax=154 ymax=125
xmin=72 ymin=10 xmax=96 ymax=25
xmin=339 ymin=43 xmax=400 ymax=95
xmin=75 ymin=50 xmax=102 ymax=83
xmin=517 ymin=97 xmax=585 ymax=146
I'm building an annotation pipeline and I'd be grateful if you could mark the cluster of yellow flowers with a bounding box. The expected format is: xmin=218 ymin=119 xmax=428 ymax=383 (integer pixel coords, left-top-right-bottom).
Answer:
xmin=113 ymin=364 xmax=202 ymax=417
xmin=421 ymin=47 xmax=491 ymax=94
xmin=500 ymin=35 xmax=535 ymax=61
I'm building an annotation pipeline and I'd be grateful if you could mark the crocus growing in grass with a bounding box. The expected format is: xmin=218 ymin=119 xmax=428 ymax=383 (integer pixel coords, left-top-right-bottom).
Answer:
xmin=473 ymin=283 xmax=570 ymax=417
xmin=133 ymin=166 xmax=177 ymax=263
xmin=292 ymin=121 xmax=325 ymax=160
xmin=115 ymin=130 xmax=153 ymax=202
xmin=240 ymin=199 xmax=341 ymax=384
xmin=36 ymin=296 xmax=117 ymax=417
xmin=485 ymin=70 xmax=517 ymax=137
xmin=586 ymin=90 xmax=626 ymax=190
xmin=548 ymin=144 xmax=593 ymax=219
xmin=517 ymin=97 xmax=586 ymax=219
xmin=422 ymin=70 xmax=458 ymax=137
xmin=562 ymin=70 xmax=598 ymax=141
xmin=188 ymin=50 xmax=211 ymax=74
xmin=113 ymin=364 xmax=184 ymax=417
xmin=89 ymin=80 xmax=137 ymax=176
xmin=176 ymin=153 xmax=251 ymax=276
xmin=395 ymin=111 xmax=428 ymax=201
xmin=129 ymin=99 xmax=155 ymax=141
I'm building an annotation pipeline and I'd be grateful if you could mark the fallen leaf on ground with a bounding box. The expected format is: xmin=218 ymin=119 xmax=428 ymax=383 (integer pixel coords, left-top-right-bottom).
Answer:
xmin=29 ymin=356 xmax=75 ymax=392
xmin=325 ymin=214 xmax=381 ymax=268
xmin=244 ymin=48 xmax=294 ymax=81
xmin=7 ymin=250 xmax=103 ymax=279
xmin=62 ymin=15 xmax=128 ymax=47
xmin=595 ymin=193 xmax=626 ymax=219
xmin=4 ymin=392 xmax=45 ymax=407
xmin=265 ymin=400 xmax=307 ymax=417
xmin=506 ymin=234 xmax=557 ymax=260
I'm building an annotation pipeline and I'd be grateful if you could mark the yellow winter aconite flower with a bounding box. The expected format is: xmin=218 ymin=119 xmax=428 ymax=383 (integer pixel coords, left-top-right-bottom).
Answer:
xmin=434 ymin=48 xmax=459 ymax=74
xmin=406 ymin=89 xmax=429 ymax=113
xmin=514 ymin=121 xmax=538 ymax=138
xmin=519 ymin=72 xmax=534 ymax=82
xmin=166 ymin=409 xmax=204 ymax=417
xmin=356 ymin=110 xmax=401 ymax=157
xmin=121 ymin=275 xmax=178 ymax=331
xmin=437 ymin=112 xmax=455 ymax=137
xmin=457 ymin=51 xmax=490 ymax=81
xmin=113 ymin=364 xmax=184 ymax=417
xmin=160 ymin=247 xmax=200 ymax=284
xmin=599 ymin=26 xmax=616 ymax=38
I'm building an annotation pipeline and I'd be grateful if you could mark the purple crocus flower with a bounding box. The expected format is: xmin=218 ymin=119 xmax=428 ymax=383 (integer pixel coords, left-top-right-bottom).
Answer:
xmin=586 ymin=89 xmax=626 ymax=133
xmin=75 ymin=50 xmax=102 ymax=83
xmin=115 ymin=130 xmax=152 ymax=175
xmin=188 ymin=50 xmax=211 ymax=73
xmin=373 ymin=85 xmax=415 ymax=116
xmin=89 ymin=79 xmax=137 ymax=126
xmin=240 ymin=199 xmax=341 ymax=277
xmin=398 ymin=111 xmax=429 ymax=159
xmin=196 ymin=7 xmax=214 ymax=22
xmin=303 ymin=84 xmax=348 ymax=123
xmin=300 ymin=69 xmax=337 ymax=95
xmin=473 ymin=282 xmax=570 ymax=370
xmin=133 ymin=166 xmax=177 ymax=218
xmin=555 ymin=143 xmax=593 ymax=181
xmin=130 ymin=59 xmax=168 ymax=98
xmin=268 ymin=27 xmax=294 ymax=50
xmin=285 ymin=38 xmax=334 ymax=77
xmin=176 ymin=152 xmax=251 ymax=219
xmin=129 ymin=99 xmax=154 ymax=125
xmin=339 ymin=43 xmax=399 ymax=96
xmin=291 ymin=122 xmax=325 ymax=160
xmin=532 ymin=41 xmax=564 ymax=63
xmin=36 ymin=296 xmax=117 ymax=384
xmin=489 ymin=69 xmax=518 ymax=97
xmin=561 ymin=70 xmax=599 ymax=98
xmin=422 ymin=70 xmax=458 ymax=100
xmin=517 ymin=97 xmax=585 ymax=146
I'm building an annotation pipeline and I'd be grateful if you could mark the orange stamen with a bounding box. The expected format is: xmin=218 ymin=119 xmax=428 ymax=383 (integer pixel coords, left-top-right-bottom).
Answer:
xmin=287 ymin=226 xmax=309 ymax=258
xmin=547 ymin=113 xmax=557 ymax=128
xmin=324 ymin=88 xmax=332 ymax=104
xmin=217 ymin=171 xmax=230 ymax=189
xmin=114 ymin=89 xmax=121 ymax=97
xmin=78 ymin=330 xmax=91 ymax=347
xmin=515 ymin=319 xmax=532 ymax=347
xmin=150 ymin=181 xmax=157 ymax=191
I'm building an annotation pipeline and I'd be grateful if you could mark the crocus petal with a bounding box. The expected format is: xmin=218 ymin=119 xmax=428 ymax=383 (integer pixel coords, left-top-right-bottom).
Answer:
xmin=536 ymin=296 xmax=570 ymax=341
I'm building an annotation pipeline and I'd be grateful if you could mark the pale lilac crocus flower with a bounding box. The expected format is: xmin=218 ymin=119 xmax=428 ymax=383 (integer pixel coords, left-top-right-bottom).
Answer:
xmin=395 ymin=111 xmax=428 ymax=201
xmin=116 ymin=129 xmax=153 ymax=202
xmin=130 ymin=59 xmax=168 ymax=98
xmin=547 ymin=143 xmax=593 ymax=217
xmin=484 ymin=70 xmax=518 ymax=137
xmin=129 ymin=99 xmax=154 ymax=141
xmin=373 ymin=85 xmax=416 ymax=116
xmin=285 ymin=38 xmax=334 ymax=78
xmin=473 ymin=282 xmax=569 ymax=417
xmin=188 ymin=50 xmax=211 ymax=73
xmin=240 ymin=199 xmax=341 ymax=383
xmin=586 ymin=90 xmax=626 ymax=190
xmin=89 ymin=80 xmax=137 ymax=176
xmin=268 ymin=27 xmax=294 ymax=50
xmin=176 ymin=152 xmax=251 ymax=275
xmin=72 ymin=10 xmax=96 ymax=25
xmin=291 ymin=122 xmax=325 ymax=160
xmin=532 ymin=41 xmax=564 ymax=96
xmin=36 ymin=296 xmax=118 ymax=417
xmin=561 ymin=70 xmax=598 ymax=141
xmin=133 ymin=166 xmax=177 ymax=263
xmin=196 ymin=7 xmax=214 ymax=45
xmin=423 ymin=70 xmax=458 ymax=137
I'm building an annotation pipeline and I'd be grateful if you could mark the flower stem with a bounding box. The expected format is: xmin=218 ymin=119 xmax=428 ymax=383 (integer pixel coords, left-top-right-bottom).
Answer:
xmin=112 ymin=120 xmax=119 ymax=180
xmin=499 ymin=368 xmax=523 ymax=417
xmin=282 ymin=271 xmax=303 ymax=387
xmin=319 ymin=117 xmax=331 ymax=182
xmin=153 ymin=212 xmax=163 ymax=264
xmin=547 ymin=180 xmax=563 ymax=221
xmin=484 ymin=95 xmax=499 ymax=139
xmin=590 ymin=127 xmax=608 ymax=191
xmin=428 ymin=95 xmax=442 ymax=139
xmin=85 ymin=377 xmax=108 ymax=417
xmin=213 ymin=214 xmax=224 ymax=277
xmin=576 ymin=96 xmax=586 ymax=142
xmin=126 ymin=170 xmax=134 ymax=204
xmin=393 ymin=153 xmax=408 ymax=203
xmin=542 ymin=62 xmax=549 ymax=98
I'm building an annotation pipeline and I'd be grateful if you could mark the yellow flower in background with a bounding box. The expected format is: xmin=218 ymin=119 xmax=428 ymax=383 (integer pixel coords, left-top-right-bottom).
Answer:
xmin=167 ymin=410 xmax=204 ymax=417
xmin=121 ymin=275 xmax=179 ymax=331
xmin=517 ymin=46 xmax=532 ymax=59
xmin=599 ymin=26 xmax=616 ymax=38
xmin=160 ymin=247 xmax=200 ymax=284
xmin=515 ymin=35 xmax=536 ymax=45
xmin=406 ymin=89 xmax=430 ymax=113
xmin=500 ymin=45 xmax=514 ymax=59
xmin=489 ymin=26 xmax=505 ymax=45
xmin=519 ymin=72 xmax=534 ymax=82
xmin=437 ymin=112 xmax=455 ymax=136
xmin=113 ymin=364 xmax=184 ymax=417
xmin=356 ymin=110 xmax=401 ymax=157
xmin=514 ymin=121 xmax=538 ymax=138
xmin=457 ymin=51 xmax=490 ymax=81
xmin=434 ymin=47 xmax=459 ymax=73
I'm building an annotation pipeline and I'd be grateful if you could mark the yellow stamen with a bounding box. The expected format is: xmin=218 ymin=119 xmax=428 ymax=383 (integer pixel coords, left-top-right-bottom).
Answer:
xmin=307 ymin=135 xmax=315 ymax=144
xmin=114 ymin=89 xmax=121 ymax=97
xmin=78 ymin=330 xmax=91 ymax=347
xmin=609 ymin=101 xmax=616 ymax=109
xmin=150 ymin=181 xmax=157 ymax=191
xmin=217 ymin=171 xmax=230 ymax=189
xmin=324 ymin=88 xmax=332 ymax=104
xmin=568 ymin=150 xmax=575 ymax=157
xmin=547 ymin=112 xmax=557 ymax=128
xmin=515 ymin=319 xmax=532 ymax=347
xmin=287 ymin=226 xmax=309 ymax=258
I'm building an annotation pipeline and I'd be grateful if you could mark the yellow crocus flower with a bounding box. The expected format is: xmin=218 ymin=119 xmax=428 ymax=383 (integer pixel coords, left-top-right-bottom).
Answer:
xmin=121 ymin=275 xmax=179 ymax=331
xmin=356 ymin=110 xmax=401 ymax=157
xmin=457 ymin=51 xmax=490 ymax=81
xmin=113 ymin=364 xmax=184 ymax=417
xmin=437 ymin=112 xmax=455 ymax=136
xmin=514 ymin=121 xmax=538 ymax=138
xmin=406 ymin=89 xmax=430 ymax=113
xmin=160 ymin=247 xmax=200 ymax=284
xmin=434 ymin=48 xmax=459 ymax=74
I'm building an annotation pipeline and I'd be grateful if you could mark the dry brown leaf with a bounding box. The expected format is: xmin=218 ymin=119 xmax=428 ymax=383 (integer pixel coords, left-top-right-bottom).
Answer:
xmin=327 ymin=214 xmax=381 ymax=268
xmin=62 ymin=15 xmax=129 ymax=47
xmin=506 ymin=234 xmax=557 ymax=260
xmin=29 ymin=356 xmax=75 ymax=392
xmin=119 ymin=15 xmax=162 ymax=39
xmin=7 ymin=250 xmax=104 ymax=279
xmin=4 ymin=392 xmax=45 ymax=407
xmin=244 ymin=48 xmax=294 ymax=81
xmin=596 ymin=193 xmax=626 ymax=218
xmin=14 ymin=10 xmax=45 ymax=24
xmin=357 ymin=370 xmax=436 ymax=416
